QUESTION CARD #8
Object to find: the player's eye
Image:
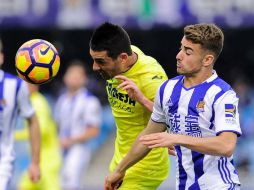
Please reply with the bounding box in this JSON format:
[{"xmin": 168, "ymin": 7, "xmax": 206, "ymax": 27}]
[
  {"xmin": 186, "ymin": 50, "xmax": 191, "ymax": 55},
  {"xmin": 95, "ymin": 59, "xmax": 105, "ymax": 65}
]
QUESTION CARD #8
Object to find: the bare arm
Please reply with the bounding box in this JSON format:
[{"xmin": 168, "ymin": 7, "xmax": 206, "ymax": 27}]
[
  {"xmin": 140, "ymin": 131, "xmax": 237, "ymax": 157},
  {"xmin": 104, "ymin": 119, "xmax": 167, "ymax": 190},
  {"xmin": 115, "ymin": 75, "xmax": 153, "ymax": 112},
  {"xmin": 61, "ymin": 125, "xmax": 100, "ymax": 149},
  {"xmin": 27, "ymin": 113, "xmax": 41, "ymax": 182},
  {"xmin": 72, "ymin": 125, "xmax": 100, "ymax": 143}
]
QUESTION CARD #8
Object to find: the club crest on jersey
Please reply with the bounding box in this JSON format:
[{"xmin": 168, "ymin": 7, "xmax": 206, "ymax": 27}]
[
  {"xmin": 225, "ymin": 104, "xmax": 236, "ymax": 118},
  {"xmin": 196, "ymin": 99, "xmax": 205, "ymax": 113}
]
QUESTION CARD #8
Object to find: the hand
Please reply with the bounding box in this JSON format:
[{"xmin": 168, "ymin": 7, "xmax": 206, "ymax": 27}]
[
  {"xmin": 28, "ymin": 162, "xmax": 40, "ymax": 183},
  {"xmin": 168, "ymin": 146, "xmax": 176, "ymax": 156},
  {"xmin": 60, "ymin": 138, "xmax": 73, "ymax": 149},
  {"xmin": 139, "ymin": 132, "xmax": 176, "ymax": 155},
  {"xmin": 115, "ymin": 75, "xmax": 144, "ymax": 102},
  {"xmin": 104, "ymin": 170, "xmax": 125, "ymax": 190}
]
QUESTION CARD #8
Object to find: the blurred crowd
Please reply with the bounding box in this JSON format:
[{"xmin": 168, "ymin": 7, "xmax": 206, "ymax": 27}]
[{"xmin": 233, "ymin": 76, "xmax": 254, "ymax": 177}]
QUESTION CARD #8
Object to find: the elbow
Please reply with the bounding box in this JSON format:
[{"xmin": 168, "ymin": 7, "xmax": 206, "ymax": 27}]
[
  {"xmin": 221, "ymin": 145, "xmax": 235, "ymax": 157},
  {"xmin": 94, "ymin": 129, "xmax": 100, "ymax": 137},
  {"xmin": 217, "ymin": 132, "xmax": 237, "ymax": 157},
  {"xmin": 222, "ymin": 150, "xmax": 233, "ymax": 157},
  {"xmin": 92, "ymin": 127, "xmax": 100, "ymax": 138}
]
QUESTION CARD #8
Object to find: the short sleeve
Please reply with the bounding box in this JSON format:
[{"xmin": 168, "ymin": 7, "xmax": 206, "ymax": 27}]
[
  {"xmin": 141, "ymin": 72, "xmax": 168, "ymax": 102},
  {"xmin": 151, "ymin": 87, "xmax": 166, "ymax": 124},
  {"xmin": 214, "ymin": 90, "xmax": 242, "ymax": 136},
  {"xmin": 17, "ymin": 81, "xmax": 35, "ymax": 118},
  {"xmin": 84, "ymin": 96, "xmax": 102, "ymax": 127},
  {"xmin": 54, "ymin": 95, "xmax": 64, "ymax": 124}
]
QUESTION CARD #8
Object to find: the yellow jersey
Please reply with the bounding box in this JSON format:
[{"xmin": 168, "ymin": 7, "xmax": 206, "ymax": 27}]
[
  {"xmin": 15, "ymin": 92, "xmax": 61, "ymax": 190},
  {"xmin": 107, "ymin": 46, "xmax": 169, "ymax": 183}
]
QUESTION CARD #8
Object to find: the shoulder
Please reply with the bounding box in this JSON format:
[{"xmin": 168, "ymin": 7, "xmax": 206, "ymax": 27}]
[
  {"xmin": 169, "ymin": 75, "xmax": 183, "ymax": 81},
  {"xmin": 3, "ymin": 71, "xmax": 22, "ymax": 83},
  {"xmin": 56, "ymin": 91, "xmax": 68, "ymax": 104},
  {"xmin": 83, "ymin": 90, "xmax": 101, "ymax": 104},
  {"xmin": 209, "ymin": 77, "xmax": 236, "ymax": 98},
  {"xmin": 31, "ymin": 92, "xmax": 48, "ymax": 105},
  {"xmin": 3, "ymin": 72, "xmax": 27, "ymax": 95},
  {"xmin": 3, "ymin": 71, "xmax": 17, "ymax": 78},
  {"xmin": 131, "ymin": 45, "xmax": 145, "ymax": 55},
  {"xmin": 207, "ymin": 77, "xmax": 238, "ymax": 105},
  {"xmin": 132, "ymin": 45, "xmax": 162, "ymax": 70},
  {"xmin": 162, "ymin": 75, "xmax": 183, "ymax": 89},
  {"xmin": 211, "ymin": 77, "xmax": 232, "ymax": 93},
  {"xmin": 157, "ymin": 75, "xmax": 183, "ymax": 103},
  {"xmin": 3, "ymin": 71, "xmax": 23, "ymax": 86}
]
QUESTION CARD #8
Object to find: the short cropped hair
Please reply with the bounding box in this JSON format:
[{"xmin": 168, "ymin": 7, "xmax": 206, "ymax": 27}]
[
  {"xmin": 68, "ymin": 59, "xmax": 87, "ymax": 74},
  {"xmin": 89, "ymin": 22, "xmax": 132, "ymax": 59},
  {"xmin": 184, "ymin": 23, "xmax": 224, "ymax": 60}
]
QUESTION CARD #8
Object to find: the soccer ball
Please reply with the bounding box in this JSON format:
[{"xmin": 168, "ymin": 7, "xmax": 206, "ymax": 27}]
[{"xmin": 15, "ymin": 39, "xmax": 60, "ymax": 84}]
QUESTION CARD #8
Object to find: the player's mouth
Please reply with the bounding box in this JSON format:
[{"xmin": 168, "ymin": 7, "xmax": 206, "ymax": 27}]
[
  {"xmin": 98, "ymin": 70, "xmax": 110, "ymax": 80},
  {"xmin": 176, "ymin": 62, "xmax": 181, "ymax": 68}
]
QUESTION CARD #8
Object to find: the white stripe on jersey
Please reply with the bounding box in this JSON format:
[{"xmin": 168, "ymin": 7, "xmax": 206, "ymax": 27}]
[
  {"xmin": 0, "ymin": 70, "xmax": 34, "ymax": 178},
  {"xmin": 152, "ymin": 71, "xmax": 241, "ymax": 190},
  {"xmin": 55, "ymin": 87, "xmax": 102, "ymax": 140}
]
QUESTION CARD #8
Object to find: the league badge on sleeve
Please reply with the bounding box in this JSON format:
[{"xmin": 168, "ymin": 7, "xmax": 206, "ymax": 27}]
[
  {"xmin": 225, "ymin": 104, "xmax": 236, "ymax": 118},
  {"xmin": 224, "ymin": 104, "xmax": 237, "ymax": 124}
]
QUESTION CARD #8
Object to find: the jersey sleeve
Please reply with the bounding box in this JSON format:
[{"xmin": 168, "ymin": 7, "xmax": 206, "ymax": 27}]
[
  {"xmin": 141, "ymin": 66, "xmax": 167, "ymax": 102},
  {"xmin": 151, "ymin": 88, "xmax": 166, "ymax": 123},
  {"xmin": 17, "ymin": 81, "xmax": 34, "ymax": 118},
  {"xmin": 84, "ymin": 96, "xmax": 102, "ymax": 127},
  {"xmin": 54, "ymin": 95, "xmax": 63, "ymax": 125},
  {"xmin": 214, "ymin": 90, "xmax": 242, "ymax": 136}
]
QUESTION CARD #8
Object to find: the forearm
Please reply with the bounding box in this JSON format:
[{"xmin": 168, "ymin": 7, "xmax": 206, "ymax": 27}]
[
  {"xmin": 175, "ymin": 132, "xmax": 237, "ymax": 157},
  {"xmin": 71, "ymin": 126, "xmax": 100, "ymax": 144},
  {"xmin": 139, "ymin": 96, "xmax": 154, "ymax": 112},
  {"xmin": 115, "ymin": 133, "xmax": 151, "ymax": 174},
  {"xmin": 116, "ymin": 119, "xmax": 166, "ymax": 173},
  {"xmin": 28, "ymin": 115, "xmax": 40, "ymax": 164}
]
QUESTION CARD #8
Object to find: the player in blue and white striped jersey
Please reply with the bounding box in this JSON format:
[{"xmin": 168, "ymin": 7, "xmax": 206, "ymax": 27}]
[
  {"xmin": 147, "ymin": 71, "xmax": 241, "ymax": 190},
  {"xmin": 0, "ymin": 39, "xmax": 40, "ymax": 190},
  {"xmin": 55, "ymin": 61, "xmax": 102, "ymax": 190},
  {"xmin": 105, "ymin": 24, "xmax": 241, "ymax": 190}
]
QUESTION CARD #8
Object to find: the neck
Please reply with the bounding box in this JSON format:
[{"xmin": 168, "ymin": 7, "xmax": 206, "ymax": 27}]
[
  {"xmin": 123, "ymin": 52, "xmax": 138, "ymax": 72},
  {"xmin": 68, "ymin": 88, "xmax": 80, "ymax": 96},
  {"xmin": 184, "ymin": 70, "xmax": 213, "ymax": 88}
]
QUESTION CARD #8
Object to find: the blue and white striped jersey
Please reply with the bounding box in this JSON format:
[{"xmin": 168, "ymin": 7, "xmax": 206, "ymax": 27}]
[
  {"xmin": 55, "ymin": 87, "xmax": 102, "ymax": 141},
  {"xmin": 151, "ymin": 71, "xmax": 241, "ymax": 190},
  {"xmin": 0, "ymin": 70, "xmax": 34, "ymax": 178}
]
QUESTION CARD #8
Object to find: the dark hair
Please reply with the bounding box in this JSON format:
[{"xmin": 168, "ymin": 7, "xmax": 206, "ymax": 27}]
[
  {"xmin": 184, "ymin": 23, "xmax": 224, "ymax": 61},
  {"xmin": 67, "ymin": 59, "xmax": 87, "ymax": 74},
  {"xmin": 89, "ymin": 22, "xmax": 132, "ymax": 59}
]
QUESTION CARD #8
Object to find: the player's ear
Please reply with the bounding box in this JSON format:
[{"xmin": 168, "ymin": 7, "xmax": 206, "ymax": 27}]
[
  {"xmin": 118, "ymin": 53, "xmax": 128, "ymax": 64},
  {"xmin": 202, "ymin": 54, "xmax": 214, "ymax": 67},
  {"xmin": 0, "ymin": 52, "xmax": 4, "ymax": 66}
]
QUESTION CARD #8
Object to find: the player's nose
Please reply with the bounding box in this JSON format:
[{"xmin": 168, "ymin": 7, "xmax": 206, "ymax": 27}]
[
  {"xmin": 93, "ymin": 62, "xmax": 100, "ymax": 71},
  {"xmin": 176, "ymin": 50, "xmax": 183, "ymax": 61}
]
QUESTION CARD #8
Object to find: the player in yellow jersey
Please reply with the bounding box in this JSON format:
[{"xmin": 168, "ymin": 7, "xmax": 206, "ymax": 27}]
[
  {"xmin": 89, "ymin": 22, "xmax": 170, "ymax": 190},
  {"xmin": 15, "ymin": 83, "xmax": 62, "ymax": 190}
]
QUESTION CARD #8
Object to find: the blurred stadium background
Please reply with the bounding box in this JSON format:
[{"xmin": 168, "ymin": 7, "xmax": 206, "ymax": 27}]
[{"xmin": 1, "ymin": 0, "xmax": 254, "ymax": 189}]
